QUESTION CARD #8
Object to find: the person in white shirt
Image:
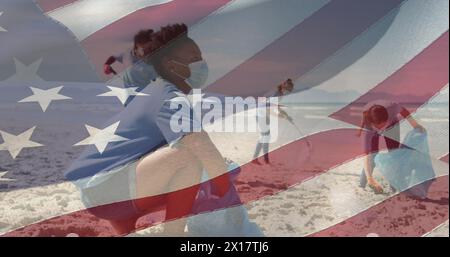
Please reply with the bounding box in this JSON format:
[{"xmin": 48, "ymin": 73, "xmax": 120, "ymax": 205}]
[{"xmin": 252, "ymin": 79, "xmax": 294, "ymax": 165}]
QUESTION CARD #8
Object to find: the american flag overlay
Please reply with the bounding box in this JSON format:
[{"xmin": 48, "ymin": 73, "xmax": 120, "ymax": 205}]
[{"xmin": 0, "ymin": 0, "xmax": 448, "ymax": 237}]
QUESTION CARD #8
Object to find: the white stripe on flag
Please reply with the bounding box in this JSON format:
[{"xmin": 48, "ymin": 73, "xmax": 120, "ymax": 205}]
[
  {"xmin": 258, "ymin": 157, "xmax": 448, "ymax": 237},
  {"xmin": 286, "ymin": 0, "xmax": 448, "ymax": 103},
  {"xmin": 88, "ymin": 0, "xmax": 329, "ymax": 87},
  {"xmin": 47, "ymin": 0, "xmax": 174, "ymax": 41},
  {"xmin": 0, "ymin": 181, "xmax": 83, "ymax": 235},
  {"xmin": 281, "ymin": 0, "xmax": 448, "ymax": 133},
  {"xmin": 129, "ymin": 157, "xmax": 449, "ymax": 236},
  {"xmin": 397, "ymin": 84, "xmax": 449, "ymax": 159},
  {"xmin": 188, "ymin": 0, "xmax": 331, "ymax": 87},
  {"xmin": 424, "ymin": 220, "xmax": 449, "ymax": 237}
]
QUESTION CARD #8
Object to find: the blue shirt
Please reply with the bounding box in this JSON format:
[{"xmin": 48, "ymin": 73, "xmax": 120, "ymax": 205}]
[{"xmin": 65, "ymin": 78, "xmax": 197, "ymax": 185}]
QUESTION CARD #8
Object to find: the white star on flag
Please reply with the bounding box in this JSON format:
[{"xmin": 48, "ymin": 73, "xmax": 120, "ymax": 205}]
[
  {"xmin": 97, "ymin": 86, "xmax": 148, "ymax": 105},
  {"xmin": 0, "ymin": 127, "xmax": 44, "ymax": 159},
  {"xmin": 0, "ymin": 171, "xmax": 15, "ymax": 182},
  {"xmin": 0, "ymin": 11, "xmax": 6, "ymax": 32},
  {"xmin": 5, "ymin": 58, "xmax": 44, "ymax": 82},
  {"xmin": 74, "ymin": 121, "xmax": 129, "ymax": 154},
  {"xmin": 18, "ymin": 86, "xmax": 72, "ymax": 112}
]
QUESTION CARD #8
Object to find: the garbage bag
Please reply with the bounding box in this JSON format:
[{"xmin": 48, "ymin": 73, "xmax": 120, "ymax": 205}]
[{"xmin": 374, "ymin": 128, "xmax": 435, "ymax": 198}]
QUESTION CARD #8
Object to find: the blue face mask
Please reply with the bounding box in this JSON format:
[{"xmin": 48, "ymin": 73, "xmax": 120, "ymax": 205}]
[{"xmin": 171, "ymin": 59, "xmax": 209, "ymax": 89}]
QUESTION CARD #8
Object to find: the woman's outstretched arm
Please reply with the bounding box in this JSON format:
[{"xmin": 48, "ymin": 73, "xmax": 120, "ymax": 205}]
[{"xmin": 400, "ymin": 107, "xmax": 426, "ymax": 132}]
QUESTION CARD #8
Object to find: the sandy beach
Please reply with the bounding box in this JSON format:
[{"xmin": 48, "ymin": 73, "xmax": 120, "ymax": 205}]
[
  {"xmin": 0, "ymin": 127, "xmax": 448, "ymax": 237},
  {"xmin": 0, "ymin": 102, "xmax": 448, "ymax": 237}
]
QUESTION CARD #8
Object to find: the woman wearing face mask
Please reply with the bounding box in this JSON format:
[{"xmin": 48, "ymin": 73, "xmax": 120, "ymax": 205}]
[
  {"xmin": 150, "ymin": 28, "xmax": 209, "ymax": 92},
  {"xmin": 103, "ymin": 29, "xmax": 157, "ymax": 90},
  {"xmin": 358, "ymin": 100, "xmax": 425, "ymax": 194},
  {"xmin": 66, "ymin": 24, "xmax": 230, "ymax": 236}
]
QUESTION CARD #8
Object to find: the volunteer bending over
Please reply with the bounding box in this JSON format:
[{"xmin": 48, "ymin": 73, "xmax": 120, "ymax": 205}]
[{"xmin": 359, "ymin": 100, "xmax": 425, "ymax": 194}]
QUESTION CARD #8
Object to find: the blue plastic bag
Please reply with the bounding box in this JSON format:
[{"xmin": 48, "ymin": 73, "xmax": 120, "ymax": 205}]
[{"xmin": 373, "ymin": 128, "xmax": 435, "ymax": 198}]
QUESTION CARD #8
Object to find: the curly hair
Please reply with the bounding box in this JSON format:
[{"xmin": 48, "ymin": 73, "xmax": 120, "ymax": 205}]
[
  {"xmin": 358, "ymin": 104, "xmax": 389, "ymax": 136},
  {"xmin": 365, "ymin": 105, "xmax": 389, "ymax": 125},
  {"xmin": 146, "ymin": 23, "xmax": 192, "ymax": 71},
  {"xmin": 146, "ymin": 24, "xmax": 189, "ymax": 56},
  {"xmin": 133, "ymin": 29, "xmax": 154, "ymax": 48},
  {"xmin": 152, "ymin": 23, "xmax": 188, "ymax": 46}
]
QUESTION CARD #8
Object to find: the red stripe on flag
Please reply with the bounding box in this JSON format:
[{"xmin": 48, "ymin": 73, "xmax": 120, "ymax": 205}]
[
  {"xmin": 440, "ymin": 154, "xmax": 449, "ymax": 164},
  {"xmin": 205, "ymin": 0, "xmax": 404, "ymax": 97},
  {"xmin": 81, "ymin": 0, "xmax": 231, "ymax": 81},
  {"xmin": 36, "ymin": 0, "xmax": 79, "ymax": 12},
  {"xmin": 330, "ymin": 31, "xmax": 449, "ymax": 127},
  {"xmin": 310, "ymin": 175, "xmax": 449, "ymax": 237},
  {"xmin": 3, "ymin": 128, "xmax": 407, "ymax": 237}
]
